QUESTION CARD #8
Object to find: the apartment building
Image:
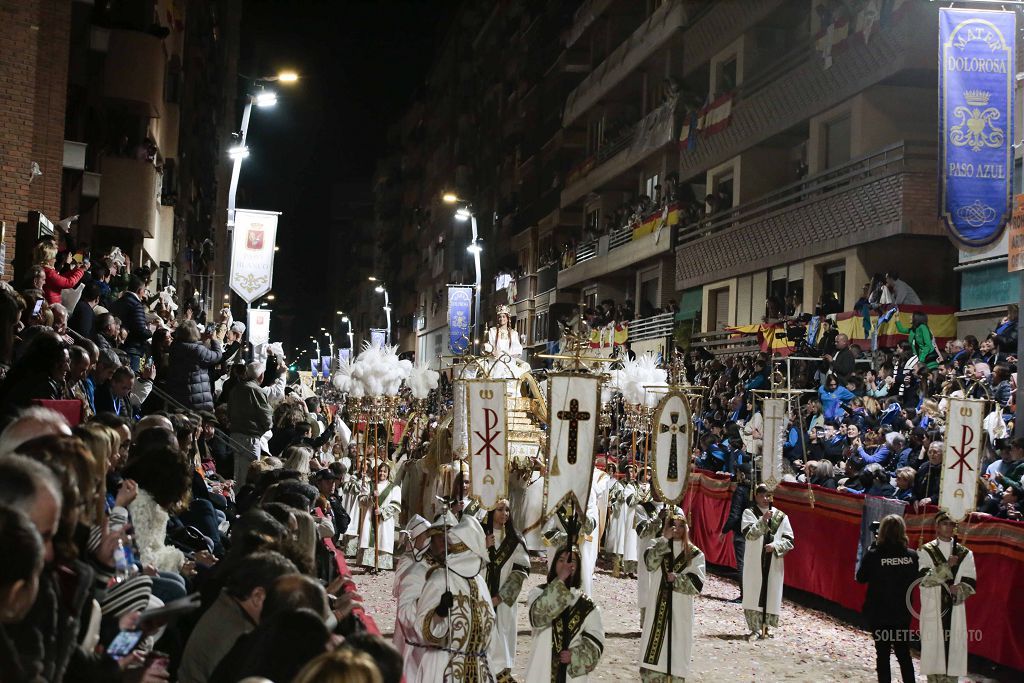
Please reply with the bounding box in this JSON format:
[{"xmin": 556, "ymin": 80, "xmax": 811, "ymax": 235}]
[
  {"xmin": 369, "ymin": 1, "xmax": 585, "ymax": 366},
  {"xmin": 554, "ymin": 0, "xmax": 967, "ymax": 357},
  {"xmin": 2, "ymin": 0, "xmax": 240, "ymax": 310}
]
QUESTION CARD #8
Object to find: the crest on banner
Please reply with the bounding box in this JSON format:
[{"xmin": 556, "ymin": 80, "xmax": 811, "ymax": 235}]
[
  {"xmin": 467, "ymin": 379, "xmax": 508, "ymax": 510},
  {"xmin": 651, "ymin": 391, "xmax": 692, "ymax": 505},
  {"xmin": 940, "ymin": 396, "xmax": 986, "ymax": 522},
  {"xmin": 761, "ymin": 398, "xmax": 787, "ymax": 490},
  {"xmin": 543, "ymin": 373, "xmax": 600, "ymax": 521}
]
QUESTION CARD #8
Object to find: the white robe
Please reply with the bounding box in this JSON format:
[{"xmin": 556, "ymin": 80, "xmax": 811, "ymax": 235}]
[
  {"xmin": 524, "ymin": 582, "xmax": 605, "ymax": 683},
  {"xmin": 414, "ymin": 553, "xmax": 496, "ymax": 682},
  {"xmin": 607, "ymin": 480, "xmax": 638, "ymax": 560},
  {"xmin": 918, "ymin": 539, "xmax": 977, "ymax": 678},
  {"xmin": 639, "ymin": 538, "xmax": 706, "ymax": 680},
  {"xmin": 543, "ymin": 486, "xmax": 600, "ymax": 596},
  {"xmin": 393, "ymin": 552, "xmax": 429, "ymax": 679},
  {"xmin": 486, "ymin": 530, "xmax": 530, "ymax": 676},
  {"xmin": 513, "ymin": 469, "xmax": 546, "ymax": 551},
  {"xmin": 357, "ymin": 479, "xmax": 401, "ymax": 568},
  {"xmin": 741, "ymin": 506, "xmax": 794, "ymax": 631},
  {"xmin": 635, "ymin": 502, "xmax": 664, "ymax": 611},
  {"xmin": 592, "ymin": 469, "xmax": 612, "ymax": 549},
  {"xmin": 338, "ymin": 475, "xmax": 363, "ymax": 554}
]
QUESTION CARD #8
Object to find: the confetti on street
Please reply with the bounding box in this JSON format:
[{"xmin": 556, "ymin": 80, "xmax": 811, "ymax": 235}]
[{"xmin": 356, "ymin": 558, "xmax": 1002, "ymax": 682}]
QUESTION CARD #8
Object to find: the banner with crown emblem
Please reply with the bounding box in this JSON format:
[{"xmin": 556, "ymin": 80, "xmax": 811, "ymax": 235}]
[
  {"xmin": 940, "ymin": 396, "xmax": 986, "ymax": 522},
  {"xmin": 939, "ymin": 8, "xmax": 1015, "ymax": 247},
  {"xmin": 447, "ymin": 285, "xmax": 473, "ymax": 354},
  {"xmin": 466, "ymin": 379, "xmax": 508, "ymax": 510},
  {"xmin": 230, "ymin": 209, "xmax": 280, "ymax": 303},
  {"xmin": 543, "ymin": 373, "xmax": 600, "ymax": 521},
  {"xmin": 651, "ymin": 391, "xmax": 693, "ymax": 505}
]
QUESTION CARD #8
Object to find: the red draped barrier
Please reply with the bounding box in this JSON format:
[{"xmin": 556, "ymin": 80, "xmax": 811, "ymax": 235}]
[
  {"xmin": 684, "ymin": 470, "xmax": 1024, "ymax": 671},
  {"xmin": 315, "ymin": 510, "xmax": 381, "ymax": 636}
]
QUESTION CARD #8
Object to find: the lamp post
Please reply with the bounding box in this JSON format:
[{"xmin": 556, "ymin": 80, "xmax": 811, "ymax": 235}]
[
  {"xmin": 368, "ymin": 277, "xmax": 392, "ymax": 345},
  {"xmin": 338, "ymin": 311, "xmax": 354, "ymax": 355},
  {"xmin": 227, "ymin": 72, "xmax": 298, "ymax": 228},
  {"xmin": 444, "ymin": 194, "xmax": 482, "ymax": 355}
]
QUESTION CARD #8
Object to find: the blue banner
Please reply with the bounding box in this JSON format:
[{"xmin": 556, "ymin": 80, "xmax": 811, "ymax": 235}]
[
  {"xmin": 448, "ymin": 285, "xmax": 473, "ymax": 354},
  {"xmin": 321, "ymin": 356, "xmax": 332, "ymax": 378},
  {"xmin": 369, "ymin": 329, "xmax": 386, "ymax": 349},
  {"xmin": 939, "ymin": 8, "xmax": 1015, "ymax": 247}
]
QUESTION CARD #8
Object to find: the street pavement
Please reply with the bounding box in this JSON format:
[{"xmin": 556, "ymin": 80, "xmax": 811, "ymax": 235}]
[{"xmin": 355, "ymin": 557, "xmax": 1000, "ymax": 681}]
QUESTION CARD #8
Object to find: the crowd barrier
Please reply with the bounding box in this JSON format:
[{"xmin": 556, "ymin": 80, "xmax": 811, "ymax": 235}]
[
  {"xmin": 683, "ymin": 471, "xmax": 1024, "ymax": 671},
  {"xmin": 320, "ymin": 534, "xmax": 381, "ymax": 636}
]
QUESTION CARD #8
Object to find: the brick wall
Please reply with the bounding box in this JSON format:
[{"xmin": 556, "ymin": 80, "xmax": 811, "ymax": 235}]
[{"xmin": 0, "ymin": 0, "xmax": 70, "ymax": 280}]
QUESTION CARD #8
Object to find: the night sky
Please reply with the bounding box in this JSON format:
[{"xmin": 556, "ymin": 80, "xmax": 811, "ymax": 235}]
[{"xmin": 236, "ymin": 0, "xmax": 458, "ymax": 352}]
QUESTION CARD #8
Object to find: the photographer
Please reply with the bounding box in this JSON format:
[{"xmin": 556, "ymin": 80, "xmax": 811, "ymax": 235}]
[{"xmin": 855, "ymin": 514, "xmax": 918, "ymax": 683}]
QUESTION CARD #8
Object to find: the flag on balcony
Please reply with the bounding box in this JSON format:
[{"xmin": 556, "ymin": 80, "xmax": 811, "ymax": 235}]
[
  {"xmin": 698, "ymin": 92, "xmax": 733, "ymax": 136},
  {"xmin": 678, "ymin": 109, "xmax": 699, "ymax": 151},
  {"xmin": 728, "ymin": 305, "xmax": 956, "ymax": 356}
]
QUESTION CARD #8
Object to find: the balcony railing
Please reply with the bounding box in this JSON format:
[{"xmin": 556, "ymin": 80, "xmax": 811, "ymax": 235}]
[
  {"xmin": 97, "ymin": 156, "xmax": 160, "ymax": 236},
  {"xmin": 562, "ymin": 99, "xmax": 680, "ymax": 206},
  {"xmin": 563, "ymin": 0, "xmax": 688, "ymax": 127},
  {"xmin": 628, "ymin": 312, "xmax": 675, "ymax": 343},
  {"xmin": 103, "ymin": 29, "xmax": 166, "ymax": 117},
  {"xmin": 573, "ymin": 240, "xmax": 599, "ymax": 265},
  {"xmin": 677, "ymin": 140, "xmax": 923, "ymax": 245},
  {"xmin": 675, "ymin": 140, "xmax": 937, "ymax": 289}
]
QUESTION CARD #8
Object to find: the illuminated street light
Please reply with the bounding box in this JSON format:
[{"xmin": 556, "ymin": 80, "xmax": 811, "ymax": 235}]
[
  {"xmin": 255, "ymin": 91, "xmax": 278, "ymax": 108},
  {"xmin": 228, "ymin": 145, "xmax": 249, "ymax": 160}
]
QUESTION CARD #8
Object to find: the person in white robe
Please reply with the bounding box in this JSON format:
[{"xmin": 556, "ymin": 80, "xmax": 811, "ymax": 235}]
[
  {"xmin": 484, "ymin": 304, "xmax": 528, "ymax": 382},
  {"xmin": 635, "ymin": 500, "xmax": 665, "ymax": 626},
  {"xmin": 639, "ymin": 508, "xmax": 705, "ymax": 683},
  {"xmin": 592, "ymin": 459, "xmax": 612, "ymax": 550},
  {"xmin": 608, "ymin": 464, "xmax": 639, "ymax": 578},
  {"xmin": 525, "ymin": 545, "xmax": 605, "ymax": 682},
  {"xmin": 484, "ymin": 499, "xmax": 530, "ymax": 682},
  {"xmin": 740, "ymin": 483, "xmax": 794, "ymax": 638},
  {"xmin": 413, "ymin": 514, "xmax": 497, "ymax": 682},
  {"xmin": 543, "ymin": 488, "xmax": 600, "ymax": 596},
  {"xmin": 357, "ymin": 461, "xmax": 402, "ymax": 572},
  {"xmin": 393, "ymin": 514, "xmax": 433, "ymax": 676},
  {"xmin": 338, "ymin": 457, "xmax": 364, "ymax": 557},
  {"xmin": 917, "ymin": 511, "xmax": 977, "ymax": 683}
]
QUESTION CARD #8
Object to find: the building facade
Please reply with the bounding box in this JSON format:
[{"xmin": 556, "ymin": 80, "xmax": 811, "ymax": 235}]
[
  {"xmin": 1, "ymin": 0, "xmax": 240, "ymax": 314},
  {"xmin": 370, "ymin": 0, "xmax": 1022, "ymax": 363}
]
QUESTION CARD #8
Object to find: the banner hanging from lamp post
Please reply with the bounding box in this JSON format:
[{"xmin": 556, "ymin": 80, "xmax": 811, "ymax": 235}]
[
  {"xmin": 247, "ymin": 308, "xmax": 271, "ymax": 346},
  {"xmin": 369, "ymin": 329, "xmax": 386, "ymax": 349},
  {"xmin": 230, "ymin": 209, "xmax": 280, "ymax": 303},
  {"xmin": 938, "ymin": 8, "xmax": 1015, "ymax": 247},
  {"xmin": 448, "ymin": 285, "xmax": 473, "ymax": 354}
]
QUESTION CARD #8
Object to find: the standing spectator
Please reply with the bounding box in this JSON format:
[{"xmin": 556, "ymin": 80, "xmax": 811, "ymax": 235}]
[
  {"xmin": 228, "ymin": 361, "xmax": 273, "ymax": 483},
  {"xmin": 109, "ymin": 275, "xmax": 151, "ymax": 371},
  {"xmin": 895, "ymin": 311, "xmax": 938, "ymax": 371},
  {"xmin": 166, "ymin": 320, "xmax": 232, "ymax": 412},
  {"xmin": 884, "ymin": 271, "xmax": 922, "ymax": 305},
  {"xmin": 991, "ymin": 304, "xmax": 1018, "ymax": 354},
  {"xmin": 68, "ymin": 280, "xmax": 101, "ymax": 340},
  {"xmin": 34, "ymin": 241, "xmax": 85, "ymax": 305},
  {"xmin": 823, "ymin": 334, "xmax": 856, "ymax": 384},
  {"xmin": 855, "ymin": 514, "xmax": 918, "ymax": 683},
  {"xmin": 720, "ymin": 464, "xmax": 750, "ymax": 603}
]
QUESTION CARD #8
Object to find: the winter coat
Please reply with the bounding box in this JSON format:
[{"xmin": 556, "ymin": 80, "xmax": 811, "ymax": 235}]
[
  {"xmin": 68, "ymin": 298, "xmax": 96, "ymax": 338},
  {"xmin": 227, "ymin": 379, "xmax": 272, "ymax": 437},
  {"xmin": 722, "ymin": 481, "xmax": 750, "ymax": 534},
  {"xmin": 856, "ymin": 542, "xmax": 918, "ymax": 626},
  {"xmin": 109, "ymin": 292, "xmax": 151, "ymax": 356},
  {"xmin": 166, "ymin": 339, "xmax": 228, "ymax": 412},
  {"xmin": 42, "ymin": 265, "xmax": 85, "ymax": 305}
]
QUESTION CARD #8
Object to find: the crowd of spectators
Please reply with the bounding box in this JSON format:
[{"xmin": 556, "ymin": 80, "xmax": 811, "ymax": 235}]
[
  {"xmin": 667, "ymin": 303, "xmax": 1022, "ymax": 521},
  {"xmin": 0, "ymin": 231, "xmax": 403, "ymax": 682}
]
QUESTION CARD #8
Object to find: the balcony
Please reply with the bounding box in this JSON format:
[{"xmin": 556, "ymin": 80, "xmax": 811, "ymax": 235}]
[
  {"xmin": 677, "ymin": 0, "xmax": 931, "ymax": 183},
  {"xmin": 563, "ymin": 0, "xmax": 688, "ymax": 127},
  {"xmin": 628, "ymin": 312, "xmax": 675, "ymax": 343},
  {"xmin": 97, "ymin": 157, "xmax": 160, "ymax": 236},
  {"xmin": 104, "ymin": 29, "xmax": 166, "ymax": 117},
  {"xmin": 674, "ymin": 140, "xmax": 941, "ymax": 290},
  {"xmin": 562, "ymin": 99, "xmax": 680, "ymax": 206},
  {"xmin": 559, "ymin": 212, "xmax": 678, "ymax": 289}
]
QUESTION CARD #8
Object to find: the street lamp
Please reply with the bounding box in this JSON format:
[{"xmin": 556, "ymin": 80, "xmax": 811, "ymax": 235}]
[
  {"xmin": 227, "ymin": 71, "xmax": 299, "ymax": 229},
  {"xmin": 368, "ymin": 277, "xmax": 392, "ymax": 345},
  {"xmin": 443, "ymin": 193, "xmax": 482, "ymax": 354},
  {"xmin": 339, "ymin": 313, "xmax": 354, "ymax": 352}
]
